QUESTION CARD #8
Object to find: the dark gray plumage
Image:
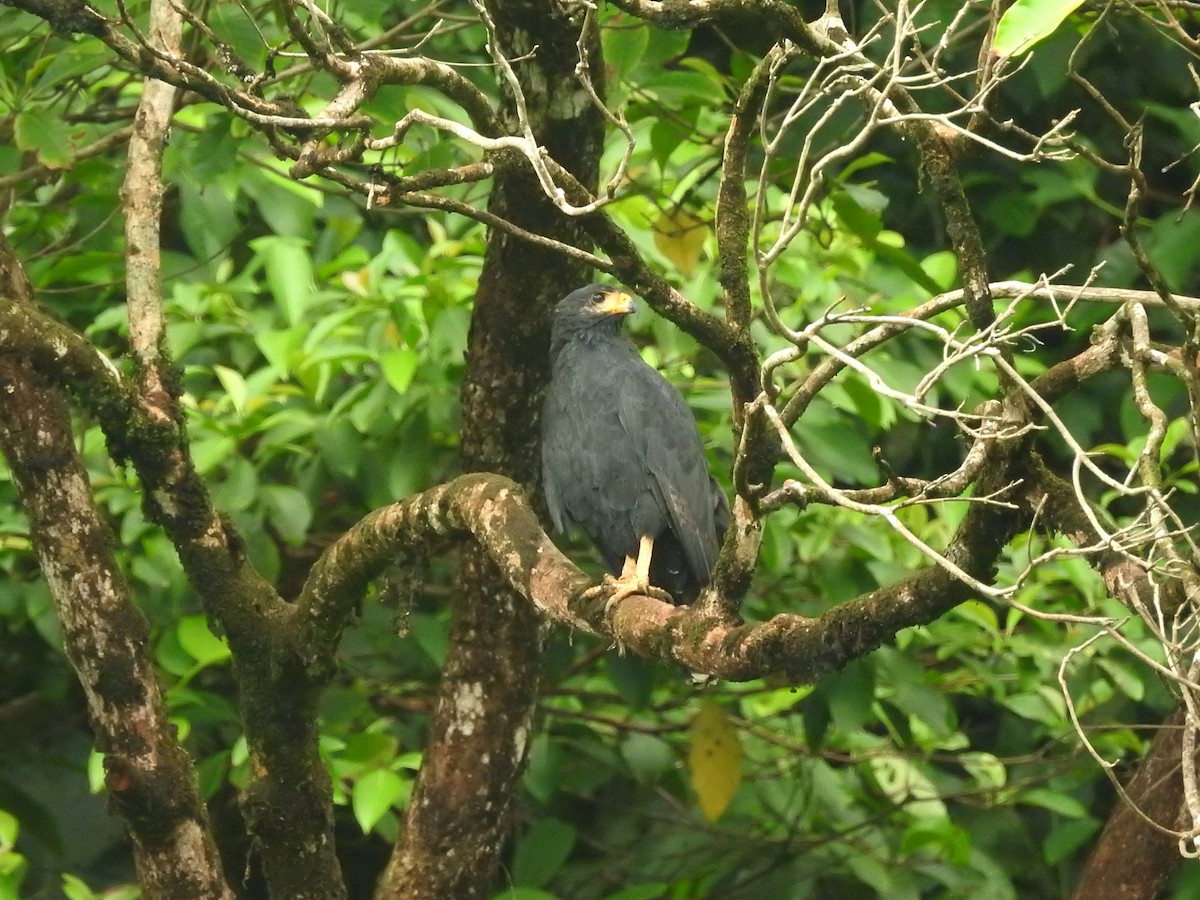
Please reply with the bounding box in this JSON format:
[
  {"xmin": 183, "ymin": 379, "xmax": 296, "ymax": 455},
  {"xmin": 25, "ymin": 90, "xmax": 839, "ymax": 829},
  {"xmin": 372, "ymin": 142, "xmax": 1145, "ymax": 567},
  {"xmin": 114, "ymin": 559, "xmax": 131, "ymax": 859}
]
[{"xmin": 540, "ymin": 284, "xmax": 728, "ymax": 603}]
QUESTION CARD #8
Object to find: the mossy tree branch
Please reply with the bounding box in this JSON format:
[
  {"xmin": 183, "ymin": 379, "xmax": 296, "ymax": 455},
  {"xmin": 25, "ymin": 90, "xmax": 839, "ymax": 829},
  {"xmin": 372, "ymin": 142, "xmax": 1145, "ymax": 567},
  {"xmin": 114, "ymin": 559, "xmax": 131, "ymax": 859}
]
[
  {"xmin": 291, "ymin": 464, "xmax": 1023, "ymax": 682},
  {"xmin": 0, "ymin": 238, "xmax": 344, "ymax": 898},
  {"xmin": 0, "ymin": 247, "xmax": 233, "ymax": 899}
]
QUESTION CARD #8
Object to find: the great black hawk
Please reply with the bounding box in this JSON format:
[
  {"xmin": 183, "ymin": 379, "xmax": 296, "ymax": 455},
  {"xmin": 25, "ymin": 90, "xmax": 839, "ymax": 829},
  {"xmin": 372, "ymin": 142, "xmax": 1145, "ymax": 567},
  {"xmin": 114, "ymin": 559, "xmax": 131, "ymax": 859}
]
[{"xmin": 540, "ymin": 284, "xmax": 729, "ymax": 604}]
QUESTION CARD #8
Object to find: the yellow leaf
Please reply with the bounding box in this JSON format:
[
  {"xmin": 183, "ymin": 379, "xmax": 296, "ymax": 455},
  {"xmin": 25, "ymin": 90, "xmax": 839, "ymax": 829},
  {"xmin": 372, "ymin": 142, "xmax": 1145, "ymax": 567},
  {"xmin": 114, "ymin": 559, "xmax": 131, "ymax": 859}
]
[
  {"xmin": 653, "ymin": 208, "xmax": 707, "ymax": 276},
  {"xmin": 341, "ymin": 268, "xmax": 371, "ymax": 297},
  {"xmin": 688, "ymin": 702, "xmax": 743, "ymax": 822}
]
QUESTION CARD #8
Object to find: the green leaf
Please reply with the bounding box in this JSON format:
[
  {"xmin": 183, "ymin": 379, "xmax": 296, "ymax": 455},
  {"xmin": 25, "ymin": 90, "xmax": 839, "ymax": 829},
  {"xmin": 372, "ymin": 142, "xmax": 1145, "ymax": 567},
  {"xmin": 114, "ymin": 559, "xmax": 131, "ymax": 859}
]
[
  {"xmin": 1144, "ymin": 207, "xmax": 1200, "ymax": 290},
  {"xmin": 845, "ymin": 850, "xmax": 898, "ymax": 895},
  {"xmin": 256, "ymin": 327, "xmax": 306, "ymax": 377},
  {"xmin": 650, "ymin": 118, "xmax": 693, "ymax": 171},
  {"xmin": 993, "ymin": 0, "xmax": 1085, "ymax": 58},
  {"xmin": 242, "ymin": 166, "xmax": 322, "ymax": 237},
  {"xmin": 176, "ymin": 615, "xmax": 231, "ymax": 667},
  {"xmin": 60, "ymin": 873, "xmax": 97, "ymax": 900},
  {"xmin": 14, "ymin": 109, "xmax": 73, "ymax": 169},
  {"xmin": 338, "ymin": 732, "xmax": 399, "ymax": 769},
  {"xmin": 0, "ymin": 810, "xmax": 17, "ymax": 847},
  {"xmin": 868, "ymin": 756, "xmax": 946, "ymax": 820},
  {"xmin": 1044, "ymin": 817, "xmax": 1100, "ymax": 864},
  {"xmin": 157, "ymin": 625, "xmax": 198, "ymax": 677},
  {"xmin": 213, "ymin": 365, "xmax": 249, "ymax": 415},
  {"xmin": 261, "ymin": 484, "xmax": 312, "ymax": 544},
  {"xmin": 408, "ymin": 612, "xmax": 449, "ymax": 668},
  {"xmin": 352, "ymin": 768, "xmax": 409, "ymax": 833},
  {"xmin": 602, "ymin": 19, "xmax": 649, "ymax": 83},
  {"xmin": 130, "ymin": 549, "xmax": 176, "ymax": 589},
  {"xmin": 212, "ymin": 455, "xmax": 259, "ymax": 512},
  {"xmin": 605, "ymin": 653, "xmax": 657, "ymax": 709},
  {"xmin": 523, "ymin": 735, "xmax": 563, "ymax": 804},
  {"xmin": 1096, "ymin": 658, "xmax": 1145, "ymax": 702},
  {"xmin": 172, "ymin": 116, "xmax": 239, "ymax": 184},
  {"xmin": 825, "ymin": 658, "xmax": 876, "ymax": 733},
  {"xmin": 35, "ymin": 43, "xmax": 111, "ymax": 88},
  {"xmin": 830, "ymin": 188, "xmax": 882, "ymax": 239},
  {"xmin": 191, "ymin": 435, "xmax": 238, "ymax": 475},
  {"xmin": 179, "ymin": 183, "xmax": 239, "ymax": 267},
  {"xmin": 380, "ymin": 347, "xmax": 420, "ymax": 395},
  {"xmin": 196, "ymin": 751, "xmax": 231, "ymax": 799},
  {"xmin": 960, "ymin": 752, "xmax": 1007, "ymax": 790},
  {"xmin": 900, "ymin": 819, "xmax": 970, "ymax": 865},
  {"xmin": 87, "ymin": 750, "xmax": 106, "ymax": 794},
  {"xmin": 741, "ymin": 685, "xmax": 811, "ymax": 718},
  {"xmin": 231, "ymin": 736, "xmax": 249, "ymax": 768},
  {"xmin": 640, "ymin": 25, "xmax": 690, "ymax": 68},
  {"xmin": 250, "ymin": 235, "xmax": 314, "ymax": 324},
  {"xmin": 1003, "ymin": 688, "xmax": 1066, "ymax": 727},
  {"xmin": 300, "ymin": 303, "xmax": 364, "ymax": 356},
  {"xmin": 796, "ymin": 419, "xmax": 878, "ymax": 484},
  {"xmin": 315, "ymin": 417, "xmax": 365, "ymax": 478},
  {"xmin": 512, "ymin": 818, "xmax": 577, "ymax": 888},
  {"xmin": 0, "ymin": 853, "xmax": 28, "ymax": 895},
  {"xmin": 920, "ymin": 250, "xmax": 958, "ymax": 290},
  {"xmin": 1020, "ymin": 787, "xmax": 1087, "ymax": 818},
  {"xmin": 620, "ymin": 733, "xmax": 675, "ymax": 783},
  {"xmin": 952, "ymin": 600, "xmax": 999, "ymax": 635},
  {"xmin": 840, "ymin": 374, "xmax": 887, "ymax": 432},
  {"xmin": 602, "ymin": 887, "xmax": 671, "ymax": 900}
]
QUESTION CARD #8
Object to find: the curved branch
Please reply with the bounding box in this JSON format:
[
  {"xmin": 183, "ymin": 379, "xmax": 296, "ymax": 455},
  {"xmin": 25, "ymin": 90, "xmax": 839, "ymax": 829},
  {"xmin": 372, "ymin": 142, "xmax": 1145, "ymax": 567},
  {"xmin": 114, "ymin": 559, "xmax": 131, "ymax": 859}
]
[
  {"xmin": 295, "ymin": 464, "xmax": 1024, "ymax": 681},
  {"xmin": 296, "ymin": 474, "xmax": 595, "ymax": 659}
]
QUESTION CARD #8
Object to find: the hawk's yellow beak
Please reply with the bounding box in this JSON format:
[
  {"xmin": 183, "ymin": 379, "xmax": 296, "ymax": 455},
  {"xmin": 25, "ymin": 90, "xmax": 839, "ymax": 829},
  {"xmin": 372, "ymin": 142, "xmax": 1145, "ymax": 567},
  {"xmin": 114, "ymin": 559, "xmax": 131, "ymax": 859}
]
[{"xmin": 596, "ymin": 290, "xmax": 635, "ymax": 316}]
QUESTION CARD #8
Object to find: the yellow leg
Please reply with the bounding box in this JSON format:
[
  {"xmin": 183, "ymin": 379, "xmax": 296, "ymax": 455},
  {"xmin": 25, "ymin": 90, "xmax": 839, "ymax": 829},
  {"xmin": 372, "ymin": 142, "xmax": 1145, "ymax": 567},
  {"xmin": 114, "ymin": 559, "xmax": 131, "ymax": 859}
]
[
  {"xmin": 635, "ymin": 534, "xmax": 653, "ymax": 586},
  {"xmin": 619, "ymin": 534, "xmax": 655, "ymax": 588},
  {"xmin": 597, "ymin": 534, "xmax": 671, "ymax": 615}
]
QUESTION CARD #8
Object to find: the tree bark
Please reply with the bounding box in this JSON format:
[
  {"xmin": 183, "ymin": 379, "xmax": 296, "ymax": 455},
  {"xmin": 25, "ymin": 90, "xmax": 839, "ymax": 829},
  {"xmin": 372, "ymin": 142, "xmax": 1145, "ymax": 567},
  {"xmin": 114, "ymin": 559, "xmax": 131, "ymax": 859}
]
[
  {"xmin": 1070, "ymin": 706, "xmax": 1189, "ymax": 900},
  {"xmin": 0, "ymin": 237, "xmax": 232, "ymax": 898},
  {"xmin": 375, "ymin": 2, "xmax": 606, "ymax": 896}
]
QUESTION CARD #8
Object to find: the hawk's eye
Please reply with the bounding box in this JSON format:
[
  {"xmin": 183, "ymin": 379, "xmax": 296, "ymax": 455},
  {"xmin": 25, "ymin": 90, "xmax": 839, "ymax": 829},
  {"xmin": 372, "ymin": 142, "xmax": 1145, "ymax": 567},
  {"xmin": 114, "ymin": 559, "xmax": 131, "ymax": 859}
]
[{"xmin": 590, "ymin": 292, "xmax": 606, "ymax": 305}]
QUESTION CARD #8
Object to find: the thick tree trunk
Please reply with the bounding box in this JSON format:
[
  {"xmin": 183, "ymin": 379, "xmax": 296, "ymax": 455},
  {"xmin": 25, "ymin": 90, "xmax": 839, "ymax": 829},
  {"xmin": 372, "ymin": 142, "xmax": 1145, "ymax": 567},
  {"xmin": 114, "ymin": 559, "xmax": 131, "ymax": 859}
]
[
  {"xmin": 375, "ymin": 3, "xmax": 605, "ymax": 897},
  {"xmin": 1070, "ymin": 706, "xmax": 1189, "ymax": 900}
]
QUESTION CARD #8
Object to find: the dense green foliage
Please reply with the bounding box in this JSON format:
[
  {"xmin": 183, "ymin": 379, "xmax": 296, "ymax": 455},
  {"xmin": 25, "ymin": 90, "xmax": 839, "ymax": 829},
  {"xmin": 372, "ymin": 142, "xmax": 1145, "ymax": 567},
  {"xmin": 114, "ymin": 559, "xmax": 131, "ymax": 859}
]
[{"xmin": 1, "ymin": 0, "xmax": 1199, "ymax": 897}]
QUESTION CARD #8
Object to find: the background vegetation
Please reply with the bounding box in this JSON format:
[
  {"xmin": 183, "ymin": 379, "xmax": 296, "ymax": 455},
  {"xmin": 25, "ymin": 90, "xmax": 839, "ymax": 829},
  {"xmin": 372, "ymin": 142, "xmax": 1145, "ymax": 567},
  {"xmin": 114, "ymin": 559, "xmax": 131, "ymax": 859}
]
[{"xmin": 1, "ymin": 0, "xmax": 1199, "ymax": 897}]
